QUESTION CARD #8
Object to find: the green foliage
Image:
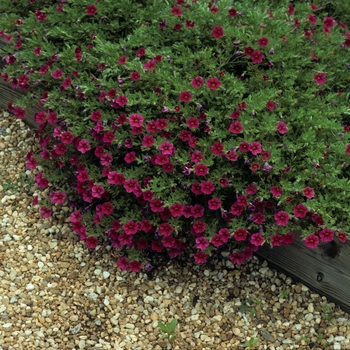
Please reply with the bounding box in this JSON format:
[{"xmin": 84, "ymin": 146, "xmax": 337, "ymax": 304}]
[
  {"xmin": 1, "ymin": 0, "xmax": 350, "ymax": 270},
  {"xmin": 158, "ymin": 318, "xmax": 178, "ymax": 342},
  {"xmin": 244, "ymin": 337, "xmax": 259, "ymax": 349}
]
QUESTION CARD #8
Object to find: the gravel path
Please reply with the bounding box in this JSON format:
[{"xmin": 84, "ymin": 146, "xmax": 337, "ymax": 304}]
[{"xmin": 1, "ymin": 111, "xmax": 350, "ymax": 350}]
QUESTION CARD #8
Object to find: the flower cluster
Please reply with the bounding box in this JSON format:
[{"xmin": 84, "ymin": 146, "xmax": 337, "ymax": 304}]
[{"xmin": 1, "ymin": 0, "xmax": 350, "ymax": 272}]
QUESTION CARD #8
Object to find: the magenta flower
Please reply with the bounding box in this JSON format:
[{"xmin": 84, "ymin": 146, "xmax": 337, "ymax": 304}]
[
  {"xmin": 142, "ymin": 135, "xmax": 155, "ymax": 147},
  {"xmin": 194, "ymin": 163, "xmax": 209, "ymax": 176},
  {"xmin": 346, "ymin": 144, "xmax": 350, "ymax": 155},
  {"xmin": 265, "ymin": 100, "xmax": 276, "ymax": 111},
  {"xmin": 86, "ymin": 4, "xmax": 98, "ymax": 15},
  {"xmin": 118, "ymin": 55, "xmax": 127, "ymax": 64},
  {"xmin": 193, "ymin": 252, "xmax": 208, "ymax": 264},
  {"xmin": 179, "ymin": 91, "xmax": 192, "ymax": 102},
  {"xmin": 319, "ymin": 228, "xmax": 334, "ymax": 242},
  {"xmin": 270, "ymin": 234, "xmax": 284, "ymax": 247},
  {"xmin": 200, "ymin": 181, "xmax": 215, "ymax": 195},
  {"xmin": 323, "ymin": 17, "xmax": 335, "ymax": 29},
  {"xmin": 313, "ymin": 72, "xmax": 327, "ymax": 85},
  {"xmin": 251, "ymin": 50, "xmax": 264, "ymax": 64},
  {"xmin": 276, "ymin": 121, "xmax": 288, "ymax": 134},
  {"xmin": 33, "ymin": 46, "xmax": 42, "ymax": 55},
  {"xmin": 231, "ymin": 203, "xmax": 244, "ymax": 217},
  {"xmin": 283, "ymin": 233, "xmax": 295, "ymax": 245},
  {"xmin": 208, "ymin": 197, "xmax": 222, "ymax": 210},
  {"xmin": 252, "ymin": 212, "xmax": 265, "ymax": 224},
  {"xmin": 35, "ymin": 10, "xmax": 47, "ymax": 21},
  {"xmin": 251, "ymin": 162, "xmax": 260, "ymax": 173},
  {"xmin": 250, "ymin": 233, "xmax": 265, "ymax": 246},
  {"xmin": 116, "ymin": 95, "xmax": 128, "ymax": 106},
  {"xmin": 274, "ymin": 211, "xmax": 290, "ymax": 226},
  {"xmin": 211, "ymin": 234, "xmax": 224, "ymax": 247},
  {"xmin": 245, "ymin": 183, "xmax": 258, "ymax": 195},
  {"xmin": 191, "ymin": 76, "xmax": 204, "ymax": 88},
  {"xmin": 257, "ymin": 37, "xmax": 269, "ymax": 47},
  {"xmin": 136, "ymin": 47, "xmax": 146, "ymax": 57},
  {"xmin": 228, "ymin": 121, "xmax": 244, "ymax": 134},
  {"xmin": 159, "ymin": 141, "xmax": 175, "ymax": 155},
  {"xmin": 52, "ymin": 69, "xmax": 63, "ymax": 79},
  {"xmin": 305, "ymin": 234, "xmax": 319, "ymax": 248},
  {"xmin": 191, "ymin": 204, "xmax": 205, "ymax": 218},
  {"xmin": 86, "ymin": 236, "xmax": 98, "ymax": 249},
  {"xmin": 91, "ymin": 184, "xmax": 105, "ymax": 198},
  {"xmin": 302, "ymin": 187, "xmax": 315, "ymax": 199},
  {"xmin": 124, "ymin": 151, "xmax": 137, "ymax": 164},
  {"xmin": 144, "ymin": 59, "xmax": 156, "ymax": 71},
  {"xmin": 77, "ymin": 139, "xmax": 91, "ymax": 154},
  {"xmin": 170, "ymin": 6, "xmax": 182, "ymax": 16},
  {"xmin": 51, "ymin": 191, "xmax": 66, "ymax": 204},
  {"xmin": 159, "ymin": 223, "xmax": 174, "ymax": 236},
  {"xmin": 270, "ymin": 186, "xmax": 283, "ymax": 197},
  {"xmin": 186, "ymin": 116, "xmax": 199, "ymax": 129},
  {"xmin": 338, "ymin": 232, "xmax": 347, "ymax": 243},
  {"xmin": 192, "ymin": 221, "xmax": 206, "ymax": 235},
  {"xmin": 249, "ymin": 141, "xmax": 262, "ymax": 155},
  {"xmin": 117, "ymin": 257, "xmax": 130, "ymax": 270},
  {"xmin": 228, "ymin": 7, "xmax": 237, "ymax": 17},
  {"xmin": 130, "ymin": 71, "xmax": 140, "ymax": 81},
  {"xmin": 62, "ymin": 77, "xmax": 72, "ymax": 89},
  {"xmin": 230, "ymin": 252, "xmax": 244, "ymax": 265},
  {"xmin": 196, "ymin": 237, "xmax": 209, "ymax": 251},
  {"xmin": 212, "ymin": 26, "xmax": 224, "ymax": 39},
  {"xmin": 234, "ymin": 228, "xmax": 248, "ymax": 241},
  {"xmin": 169, "ymin": 202, "xmax": 184, "ymax": 217},
  {"xmin": 155, "ymin": 118, "xmax": 168, "ymax": 130},
  {"xmin": 40, "ymin": 206, "xmax": 52, "ymax": 218},
  {"xmin": 211, "ymin": 142, "xmax": 224, "ymax": 155},
  {"xmin": 129, "ymin": 114, "xmax": 144, "ymax": 127},
  {"xmin": 307, "ymin": 14, "xmax": 317, "ymax": 24},
  {"xmin": 206, "ymin": 77, "xmax": 221, "ymax": 90},
  {"xmin": 129, "ymin": 261, "xmax": 142, "ymax": 272},
  {"xmin": 294, "ymin": 204, "xmax": 308, "ymax": 218}
]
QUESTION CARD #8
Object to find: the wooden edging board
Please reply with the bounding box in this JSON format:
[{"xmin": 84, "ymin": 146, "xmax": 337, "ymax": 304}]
[{"xmin": 255, "ymin": 234, "xmax": 350, "ymax": 314}]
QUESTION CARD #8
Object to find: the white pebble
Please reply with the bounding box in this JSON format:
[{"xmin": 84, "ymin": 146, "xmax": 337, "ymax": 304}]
[
  {"xmin": 2, "ymin": 323, "xmax": 12, "ymax": 328},
  {"xmin": 175, "ymin": 286, "xmax": 183, "ymax": 294},
  {"xmin": 103, "ymin": 271, "xmax": 110, "ymax": 279},
  {"xmin": 94, "ymin": 269, "xmax": 101, "ymax": 276},
  {"xmin": 104, "ymin": 298, "xmax": 110, "ymax": 306},
  {"xmin": 26, "ymin": 283, "xmax": 35, "ymax": 291},
  {"xmin": 204, "ymin": 270, "xmax": 210, "ymax": 277},
  {"xmin": 27, "ymin": 244, "xmax": 33, "ymax": 251},
  {"xmin": 37, "ymin": 262, "xmax": 44, "ymax": 268},
  {"xmin": 305, "ymin": 313, "xmax": 314, "ymax": 322},
  {"xmin": 334, "ymin": 343, "xmax": 341, "ymax": 350},
  {"xmin": 335, "ymin": 336, "xmax": 345, "ymax": 341}
]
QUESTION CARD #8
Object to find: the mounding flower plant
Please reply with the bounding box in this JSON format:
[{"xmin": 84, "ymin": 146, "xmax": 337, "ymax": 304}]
[{"xmin": 1, "ymin": 0, "xmax": 350, "ymax": 272}]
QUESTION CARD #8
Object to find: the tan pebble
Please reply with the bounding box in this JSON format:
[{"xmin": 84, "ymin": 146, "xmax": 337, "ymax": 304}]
[
  {"xmin": 307, "ymin": 304, "xmax": 314, "ymax": 313},
  {"xmin": 233, "ymin": 328, "xmax": 241, "ymax": 336},
  {"xmin": 150, "ymin": 312, "xmax": 158, "ymax": 321}
]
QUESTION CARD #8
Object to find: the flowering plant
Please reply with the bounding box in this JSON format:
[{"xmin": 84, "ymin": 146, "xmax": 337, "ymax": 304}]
[{"xmin": 1, "ymin": 0, "xmax": 350, "ymax": 272}]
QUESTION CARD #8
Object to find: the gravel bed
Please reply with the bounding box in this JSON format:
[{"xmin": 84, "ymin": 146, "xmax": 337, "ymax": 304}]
[{"xmin": 1, "ymin": 110, "xmax": 350, "ymax": 350}]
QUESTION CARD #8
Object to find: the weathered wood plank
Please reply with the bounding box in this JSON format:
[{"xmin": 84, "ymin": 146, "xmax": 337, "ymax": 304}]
[{"xmin": 255, "ymin": 234, "xmax": 350, "ymax": 314}]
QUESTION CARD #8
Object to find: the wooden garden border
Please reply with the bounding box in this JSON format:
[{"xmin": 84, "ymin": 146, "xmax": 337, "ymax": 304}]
[{"xmin": 1, "ymin": 39, "xmax": 350, "ymax": 315}]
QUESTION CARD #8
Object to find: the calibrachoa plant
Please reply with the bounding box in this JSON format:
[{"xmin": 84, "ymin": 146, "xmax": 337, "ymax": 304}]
[{"xmin": 1, "ymin": 0, "xmax": 350, "ymax": 272}]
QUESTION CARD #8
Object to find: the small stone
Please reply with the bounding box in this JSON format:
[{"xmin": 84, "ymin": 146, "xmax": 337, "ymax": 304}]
[
  {"xmin": 125, "ymin": 323, "xmax": 135, "ymax": 330},
  {"xmin": 261, "ymin": 329, "xmax": 275, "ymax": 343},
  {"xmin": 103, "ymin": 271, "xmax": 110, "ymax": 279},
  {"xmin": 334, "ymin": 343, "xmax": 341, "ymax": 350},
  {"xmin": 305, "ymin": 313, "xmax": 313, "ymax": 322},
  {"xmin": 26, "ymin": 283, "xmax": 35, "ymax": 291},
  {"xmin": 175, "ymin": 286, "xmax": 183, "ymax": 294},
  {"xmin": 233, "ymin": 328, "xmax": 241, "ymax": 336},
  {"xmin": 307, "ymin": 304, "xmax": 314, "ymax": 313},
  {"xmin": 37, "ymin": 262, "xmax": 44, "ymax": 268},
  {"xmin": 204, "ymin": 270, "xmax": 210, "ymax": 277},
  {"xmin": 150, "ymin": 312, "xmax": 158, "ymax": 321},
  {"xmin": 94, "ymin": 269, "xmax": 101, "ymax": 276},
  {"xmin": 2, "ymin": 323, "xmax": 12, "ymax": 328},
  {"xmin": 70, "ymin": 323, "xmax": 81, "ymax": 334}
]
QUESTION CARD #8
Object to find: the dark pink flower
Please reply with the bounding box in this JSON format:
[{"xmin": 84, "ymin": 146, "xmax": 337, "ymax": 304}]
[
  {"xmin": 230, "ymin": 252, "xmax": 244, "ymax": 265},
  {"xmin": 159, "ymin": 222, "xmax": 174, "ymax": 236},
  {"xmin": 193, "ymin": 252, "xmax": 208, "ymax": 264},
  {"xmin": 270, "ymin": 186, "xmax": 283, "ymax": 197},
  {"xmin": 211, "ymin": 234, "xmax": 224, "ymax": 247},
  {"xmin": 212, "ymin": 26, "xmax": 224, "ymax": 39},
  {"xmin": 323, "ymin": 17, "xmax": 335, "ymax": 29},
  {"xmin": 314, "ymin": 72, "xmax": 326, "ymax": 85},
  {"xmin": 319, "ymin": 228, "xmax": 334, "ymax": 242},
  {"xmin": 276, "ymin": 121, "xmax": 288, "ymax": 134},
  {"xmin": 91, "ymin": 184, "xmax": 105, "ymax": 198},
  {"xmin": 249, "ymin": 141, "xmax": 262, "ymax": 155},
  {"xmin": 136, "ymin": 47, "xmax": 146, "ymax": 57},
  {"xmin": 228, "ymin": 121, "xmax": 244, "ymax": 134},
  {"xmin": 77, "ymin": 139, "xmax": 91, "ymax": 154},
  {"xmin": 307, "ymin": 14, "xmax": 317, "ymax": 24},
  {"xmin": 258, "ymin": 37, "xmax": 269, "ymax": 47},
  {"xmin": 338, "ymin": 232, "xmax": 347, "ymax": 243},
  {"xmin": 346, "ymin": 144, "xmax": 350, "ymax": 155},
  {"xmin": 283, "ymin": 233, "xmax": 295, "ymax": 245},
  {"xmin": 265, "ymin": 100, "xmax": 276, "ymax": 111},
  {"xmin": 185, "ymin": 20, "xmax": 195, "ymax": 28},
  {"xmin": 186, "ymin": 116, "xmax": 199, "ymax": 129},
  {"xmin": 228, "ymin": 7, "xmax": 237, "ymax": 17},
  {"xmin": 40, "ymin": 206, "xmax": 52, "ymax": 218},
  {"xmin": 294, "ymin": 204, "xmax": 308, "ymax": 218},
  {"xmin": 191, "ymin": 204, "xmax": 204, "ymax": 218},
  {"xmin": 206, "ymin": 77, "xmax": 221, "ymax": 90},
  {"xmin": 194, "ymin": 163, "xmax": 209, "ymax": 176},
  {"xmin": 270, "ymin": 234, "xmax": 283, "ymax": 247},
  {"xmin": 129, "ymin": 113, "xmax": 144, "ymax": 127},
  {"xmin": 208, "ymin": 197, "xmax": 222, "ymax": 210},
  {"xmin": 305, "ymin": 234, "xmax": 319, "ymax": 248},
  {"xmin": 196, "ymin": 237, "xmax": 209, "ymax": 251},
  {"xmin": 310, "ymin": 3, "xmax": 319, "ymax": 10},
  {"xmin": 179, "ymin": 91, "xmax": 192, "ymax": 102},
  {"xmin": 252, "ymin": 212, "xmax": 265, "ymax": 224},
  {"xmin": 124, "ymin": 151, "xmax": 137, "ymax": 164},
  {"xmin": 144, "ymin": 59, "xmax": 156, "ymax": 70},
  {"xmin": 211, "ymin": 141, "xmax": 224, "ymax": 155},
  {"xmin": 86, "ymin": 236, "xmax": 98, "ymax": 248},
  {"xmin": 86, "ymin": 4, "xmax": 98, "ymax": 15},
  {"xmin": 231, "ymin": 203, "xmax": 244, "ymax": 216},
  {"xmin": 170, "ymin": 6, "xmax": 182, "ymax": 16},
  {"xmin": 200, "ymin": 181, "xmax": 215, "ymax": 195},
  {"xmin": 274, "ymin": 211, "xmax": 290, "ymax": 226},
  {"xmin": 118, "ymin": 55, "xmax": 127, "ymax": 64},
  {"xmin": 117, "ymin": 257, "xmax": 130, "ymax": 270},
  {"xmin": 191, "ymin": 76, "xmax": 204, "ymax": 88},
  {"xmin": 192, "ymin": 221, "xmax": 206, "ymax": 235},
  {"xmin": 246, "ymin": 183, "xmax": 258, "ymax": 195},
  {"xmin": 251, "ymin": 50, "xmax": 264, "ymax": 64},
  {"xmin": 52, "ymin": 69, "xmax": 63, "ymax": 79},
  {"xmin": 129, "ymin": 261, "xmax": 142, "ymax": 272},
  {"xmin": 35, "ymin": 10, "xmax": 47, "ymax": 21},
  {"xmin": 302, "ymin": 187, "xmax": 315, "ymax": 199},
  {"xmin": 130, "ymin": 71, "xmax": 140, "ymax": 81},
  {"xmin": 250, "ymin": 232, "xmax": 265, "ymax": 246},
  {"xmin": 287, "ymin": 4, "xmax": 294, "ymax": 15}
]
